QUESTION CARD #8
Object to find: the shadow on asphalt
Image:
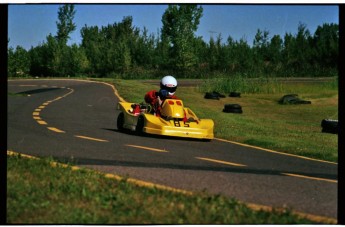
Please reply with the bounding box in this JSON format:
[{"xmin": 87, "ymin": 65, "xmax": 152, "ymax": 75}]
[
  {"xmin": 16, "ymin": 87, "xmax": 61, "ymax": 95},
  {"xmin": 54, "ymin": 154, "xmax": 337, "ymax": 181}
]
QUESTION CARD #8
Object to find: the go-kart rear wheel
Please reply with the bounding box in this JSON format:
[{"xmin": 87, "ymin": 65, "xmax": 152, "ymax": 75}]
[
  {"xmin": 117, "ymin": 112, "xmax": 125, "ymax": 131},
  {"xmin": 136, "ymin": 115, "xmax": 145, "ymax": 135}
]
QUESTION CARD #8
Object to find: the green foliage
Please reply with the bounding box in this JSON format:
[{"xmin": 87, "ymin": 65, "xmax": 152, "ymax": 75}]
[
  {"xmin": 56, "ymin": 4, "xmax": 76, "ymax": 45},
  {"xmin": 8, "ymin": 46, "xmax": 30, "ymax": 77},
  {"xmin": 161, "ymin": 5, "xmax": 203, "ymax": 73}
]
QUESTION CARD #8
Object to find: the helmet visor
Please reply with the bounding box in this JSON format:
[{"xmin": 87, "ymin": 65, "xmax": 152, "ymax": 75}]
[{"xmin": 162, "ymin": 85, "xmax": 177, "ymax": 93}]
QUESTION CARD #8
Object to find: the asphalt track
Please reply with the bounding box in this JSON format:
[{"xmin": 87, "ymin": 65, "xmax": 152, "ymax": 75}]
[{"xmin": 7, "ymin": 79, "xmax": 338, "ymax": 222}]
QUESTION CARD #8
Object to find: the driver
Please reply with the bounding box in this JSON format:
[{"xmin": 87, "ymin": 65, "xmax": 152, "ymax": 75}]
[{"xmin": 144, "ymin": 75, "xmax": 178, "ymax": 117}]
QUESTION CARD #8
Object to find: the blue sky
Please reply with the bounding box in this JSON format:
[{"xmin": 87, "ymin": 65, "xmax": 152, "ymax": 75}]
[{"xmin": 8, "ymin": 4, "xmax": 339, "ymax": 50}]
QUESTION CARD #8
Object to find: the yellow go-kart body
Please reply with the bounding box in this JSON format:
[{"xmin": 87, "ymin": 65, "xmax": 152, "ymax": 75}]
[{"xmin": 117, "ymin": 99, "xmax": 214, "ymax": 140}]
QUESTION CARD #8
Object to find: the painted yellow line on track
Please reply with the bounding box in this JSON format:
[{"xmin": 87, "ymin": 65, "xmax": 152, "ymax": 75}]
[
  {"xmin": 47, "ymin": 127, "xmax": 65, "ymax": 133},
  {"xmin": 37, "ymin": 120, "xmax": 48, "ymax": 125},
  {"xmin": 32, "ymin": 86, "xmax": 75, "ymax": 133},
  {"xmin": 54, "ymin": 97, "xmax": 63, "ymax": 101},
  {"xmin": 214, "ymin": 138, "xmax": 338, "ymax": 165},
  {"xmin": 75, "ymin": 135, "xmax": 109, "ymax": 142},
  {"xmin": 125, "ymin": 144, "xmax": 168, "ymax": 153},
  {"xmin": 196, "ymin": 157, "xmax": 246, "ymax": 167},
  {"xmin": 282, "ymin": 173, "xmax": 337, "ymax": 183}
]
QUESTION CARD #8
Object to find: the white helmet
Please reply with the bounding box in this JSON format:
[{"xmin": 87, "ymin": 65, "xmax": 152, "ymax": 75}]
[{"xmin": 160, "ymin": 75, "xmax": 177, "ymax": 96}]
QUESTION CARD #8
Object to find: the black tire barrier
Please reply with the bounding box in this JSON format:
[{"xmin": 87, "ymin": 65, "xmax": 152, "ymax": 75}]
[
  {"xmin": 279, "ymin": 94, "xmax": 311, "ymax": 105},
  {"xmin": 321, "ymin": 119, "xmax": 338, "ymax": 134},
  {"xmin": 204, "ymin": 92, "xmax": 220, "ymax": 100},
  {"xmin": 212, "ymin": 91, "xmax": 226, "ymax": 98},
  {"xmin": 223, "ymin": 104, "xmax": 243, "ymax": 113},
  {"xmin": 229, "ymin": 92, "xmax": 241, "ymax": 97}
]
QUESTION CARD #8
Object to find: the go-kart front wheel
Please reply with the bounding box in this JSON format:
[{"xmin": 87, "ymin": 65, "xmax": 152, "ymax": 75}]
[
  {"xmin": 136, "ymin": 115, "xmax": 145, "ymax": 135},
  {"xmin": 117, "ymin": 112, "xmax": 125, "ymax": 131}
]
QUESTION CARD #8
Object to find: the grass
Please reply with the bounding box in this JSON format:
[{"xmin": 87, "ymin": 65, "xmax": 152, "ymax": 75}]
[
  {"xmin": 200, "ymin": 75, "xmax": 285, "ymax": 94},
  {"xmin": 109, "ymin": 78, "xmax": 338, "ymax": 162},
  {"xmin": 7, "ymin": 153, "xmax": 318, "ymax": 224}
]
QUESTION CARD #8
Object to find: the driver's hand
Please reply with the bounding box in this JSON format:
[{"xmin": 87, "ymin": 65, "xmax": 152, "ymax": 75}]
[
  {"xmin": 157, "ymin": 96, "xmax": 162, "ymax": 105},
  {"xmin": 158, "ymin": 89, "xmax": 169, "ymax": 99}
]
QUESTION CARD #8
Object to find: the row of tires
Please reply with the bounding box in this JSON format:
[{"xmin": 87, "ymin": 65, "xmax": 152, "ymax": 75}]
[
  {"xmin": 204, "ymin": 91, "xmax": 241, "ymax": 100},
  {"xmin": 204, "ymin": 92, "xmax": 243, "ymax": 114},
  {"xmin": 205, "ymin": 95, "xmax": 338, "ymax": 134},
  {"xmin": 205, "ymin": 92, "xmax": 336, "ymax": 134},
  {"xmin": 221, "ymin": 108, "xmax": 338, "ymax": 134}
]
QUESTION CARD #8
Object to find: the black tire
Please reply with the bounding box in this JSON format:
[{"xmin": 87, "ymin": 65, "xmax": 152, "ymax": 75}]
[
  {"xmin": 297, "ymin": 100, "xmax": 312, "ymax": 104},
  {"xmin": 136, "ymin": 115, "xmax": 145, "ymax": 135},
  {"xmin": 223, "ymin": 104, "xmax": 243, "ymax": 113},
  {"xmin": 321, "ymin": 119, "xmax": 338, "ymax": 134},
  {"xmin": 224, "ymin": 104, "xmax": 242, "ymax": 110},
  {"xmin": 117, "ymin": 112, "xmax": 125, "ymax": 131},
  {"xmin": 223, "ymin": 108, "xmax": 243, "ymax": 114},
  {"xmin": 213, "ymin": 91, "xmax": 226, "ymax": 98},
  {"xmin": 204, "ymin": 92, "xmax": 219, "ymax": 100},
  {"xmin": 229, "ymin": 92, "xmax": 241, "ymax": 97}
]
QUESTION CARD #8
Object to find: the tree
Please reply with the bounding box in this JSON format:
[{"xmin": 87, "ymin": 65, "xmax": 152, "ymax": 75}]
[
  {"xmin": 268, "ymin": 35, "xmax": 283, "ymax": 64},
  {"xmin": 56, "ymin": 4, "xmax": 76, "ymax": 45},
  {"xmin": 313, "ymin": 23, "xmax": 338, "ymax": 69},
  {"xmin": 161, "ymin": 5, "xmax": 203, "ymax": 73},
  {"xmin": 8, "ymin": 46, "xmax": 30, "ymax": 77},
  {"xmin": 81, "ymin": 25, "xmax": 102, "ymax": 75},
  {"xmin": 253, "ymin": 29, "xmax": 270, "ymax": 62}
]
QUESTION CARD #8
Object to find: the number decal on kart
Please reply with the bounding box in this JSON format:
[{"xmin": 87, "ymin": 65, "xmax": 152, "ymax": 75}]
[
  {"xmin": 171, "ymin": 120, "xmax": 190, "ymax": 127},
  {"xmin": 174, "ymin": 120, "xmax": 180, "ymax": 127}
]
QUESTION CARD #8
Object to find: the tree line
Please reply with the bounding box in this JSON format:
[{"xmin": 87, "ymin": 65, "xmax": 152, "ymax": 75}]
[{"xmin": 8, "ymin": 5, "xmax": 339, "ymax": 79}]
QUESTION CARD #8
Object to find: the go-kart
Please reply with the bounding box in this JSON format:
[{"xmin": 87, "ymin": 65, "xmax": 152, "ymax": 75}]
[{"xmin": 117, "ymin": 99, "xmax": 214, "ymax": 140}]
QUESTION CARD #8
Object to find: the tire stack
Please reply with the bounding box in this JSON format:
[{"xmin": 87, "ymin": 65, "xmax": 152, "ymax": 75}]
[
  {"xmin": 229, "ymin": 92, "xmax": 241, "ymax": 97},
  {"xmin": 321, "ymin": 119, "xmax": 338, "ymax": 134},
  {"xmin": 204, "ymin": 91, "xmax": 225, "ymax": 100},
  {"xmin": 223, "ymin": 104, "xmax": 243, "ymax": 114}
]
